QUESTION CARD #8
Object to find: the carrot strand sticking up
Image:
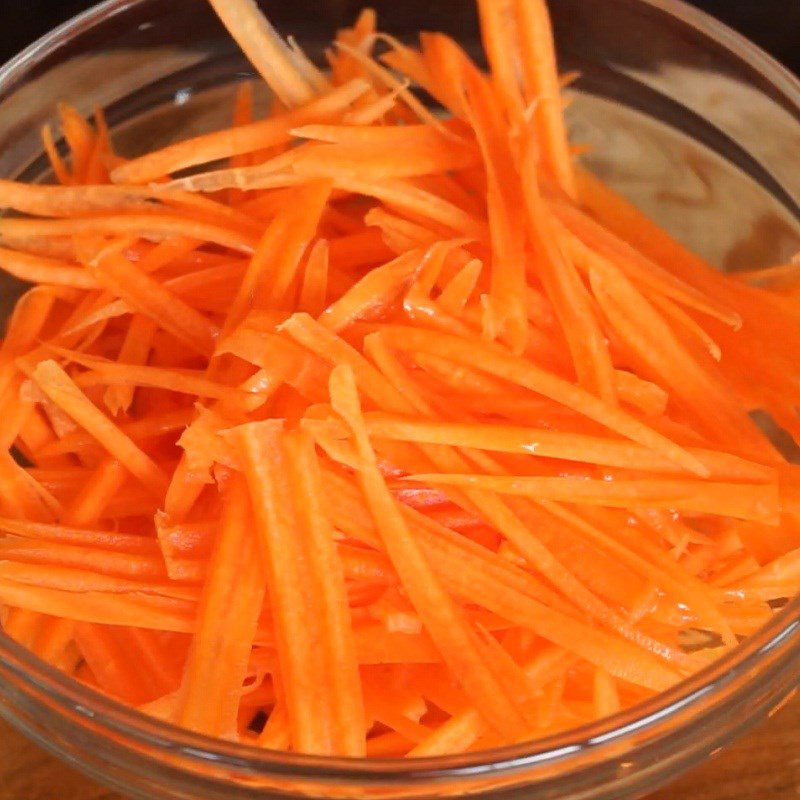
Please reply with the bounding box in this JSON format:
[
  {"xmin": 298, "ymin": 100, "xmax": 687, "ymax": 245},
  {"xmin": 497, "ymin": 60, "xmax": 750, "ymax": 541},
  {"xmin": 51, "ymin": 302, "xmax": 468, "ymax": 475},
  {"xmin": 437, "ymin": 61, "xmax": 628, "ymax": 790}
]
[
  {"xmin": 210, "ymin": 1, "xmax": 316, "ymax": 107},
  {"xmin": 0, "ymin": 0, "xmax": 798, "ymax": 761},
  {"xmin": 512, "ymin": 0, "xmax": 577, "ymax": 198}
]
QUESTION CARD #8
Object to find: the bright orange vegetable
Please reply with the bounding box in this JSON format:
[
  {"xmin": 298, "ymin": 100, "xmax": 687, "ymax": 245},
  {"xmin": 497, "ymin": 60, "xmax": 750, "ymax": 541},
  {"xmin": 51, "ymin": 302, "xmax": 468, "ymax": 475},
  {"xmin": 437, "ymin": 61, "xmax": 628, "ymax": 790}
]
[{"xmin": 0, "ymin": 0, "xmax": 798, "ymax": 760}]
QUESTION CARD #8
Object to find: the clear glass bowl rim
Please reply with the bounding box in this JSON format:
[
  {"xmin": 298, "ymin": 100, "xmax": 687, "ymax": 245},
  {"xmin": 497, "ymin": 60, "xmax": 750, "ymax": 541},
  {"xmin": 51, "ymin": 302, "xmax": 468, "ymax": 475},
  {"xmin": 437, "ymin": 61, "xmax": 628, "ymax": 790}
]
[{"xmin": 0, "ymin": 0, "xmax": 798, "ymax": 789}]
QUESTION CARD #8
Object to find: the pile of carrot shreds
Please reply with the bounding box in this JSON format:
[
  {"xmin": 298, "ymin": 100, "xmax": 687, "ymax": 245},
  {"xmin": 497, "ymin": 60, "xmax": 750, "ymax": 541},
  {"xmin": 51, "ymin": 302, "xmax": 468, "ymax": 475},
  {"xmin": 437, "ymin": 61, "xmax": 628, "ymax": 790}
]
[{"xmin": 1, "ymin": 0, "xmax": 800, "ymax": 758}]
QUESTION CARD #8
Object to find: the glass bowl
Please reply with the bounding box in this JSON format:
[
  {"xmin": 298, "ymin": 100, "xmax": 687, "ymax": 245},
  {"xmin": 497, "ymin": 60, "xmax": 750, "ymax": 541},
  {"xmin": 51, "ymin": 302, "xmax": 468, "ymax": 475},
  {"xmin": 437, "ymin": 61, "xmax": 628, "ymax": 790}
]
[{"xmin": 1, "ymin": 0, "xmax": 800, "ymax": 798}]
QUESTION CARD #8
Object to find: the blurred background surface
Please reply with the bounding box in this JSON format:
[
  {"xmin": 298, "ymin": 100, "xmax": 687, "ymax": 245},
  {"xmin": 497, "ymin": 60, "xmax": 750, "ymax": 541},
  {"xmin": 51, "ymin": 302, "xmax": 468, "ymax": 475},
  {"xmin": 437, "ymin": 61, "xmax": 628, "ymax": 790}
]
[{"xmin": 0, "ymin": 0, "xmax": 797, "ymax": 76}]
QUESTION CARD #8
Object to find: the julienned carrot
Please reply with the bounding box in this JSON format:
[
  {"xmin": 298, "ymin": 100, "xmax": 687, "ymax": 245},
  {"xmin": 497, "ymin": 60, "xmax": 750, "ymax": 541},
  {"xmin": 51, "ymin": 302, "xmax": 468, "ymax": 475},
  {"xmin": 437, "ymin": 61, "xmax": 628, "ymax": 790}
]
[
  {"xmin": 407, "ymin": 473, "xmax": 780, "ymax": 524},
  {"xmin": 372, "ymin": 325, "xmax": 709, "ymax": 476},
  {"xmin": 1, "ymin": 0, "xmax": 799, "ymax": 763},
  {"xmin": 329, "ymin": 364, "xmax": 531, "ymax": 740},
  {"xmin": 283, "ymin": 429, "xmax": 366, "ymax": 755},
  {"xmin": 30, "ymin": 361, "xmax": 169, "ymax": 497},
  {"xmin": 177, "ymin": 475, "xmax": 265, "ymax": 738},
  {"xmin": 206, "ymin": 0, "xmax": 316, "ymax": 109},
  {"xmin": 229, "ymin": 421, "xmax": 335, "ymax": 755},
  {"xmin": 312, "ymin": 413, "xmax": 773, "ymax": 481},
  {"xmin": 110, "ymin": 79, "xmax": 371, "ymax": 185}
]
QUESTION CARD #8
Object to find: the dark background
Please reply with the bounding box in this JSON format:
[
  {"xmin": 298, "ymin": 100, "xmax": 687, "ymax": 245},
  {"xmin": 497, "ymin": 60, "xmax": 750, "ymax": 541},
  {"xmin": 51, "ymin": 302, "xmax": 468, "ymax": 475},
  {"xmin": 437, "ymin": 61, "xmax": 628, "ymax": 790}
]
[{"xmin": 0, "ymin": 0, "xmax": 798, "ymax": 76}]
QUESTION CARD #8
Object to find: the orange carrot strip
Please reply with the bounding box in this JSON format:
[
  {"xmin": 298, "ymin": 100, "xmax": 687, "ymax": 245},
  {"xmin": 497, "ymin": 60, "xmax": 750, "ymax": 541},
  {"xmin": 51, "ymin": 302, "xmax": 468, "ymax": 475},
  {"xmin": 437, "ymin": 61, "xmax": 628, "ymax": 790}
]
[
  {"xmin": 0, "ymin": 580, "xmax": 194, "ymax": 631},
  {"xmin": 319, "ymin": 412, "xmax": 773, "ymax": 481},
  {"xmin": 104, "ymin": 315, "xmax": 158, "ymax": 416},
  {"xmin": 230, "ymin": 421, "xmax": 332, "ymax": 754},
  {"xmin": 329, "ymin": 364, "xmax": 531, "ymax": 740},
  {"xmin": 298, "ymin": 239, "xmax": 330, "ymax": 317},
  {"xmin": 177, "ymin": 475, "xmax": 266, "ymax": 738},
  {"xmin": 376, "ymin": 325, "xmax": 708, "ymax": 476},
  {"xmin": 86, "ymin": 246, "xmax": 219, "ymax": 357},
  {"xmin": 521, "ymin": 146, "xmax": 616, "ymax": 402},
  {"xmin": 0, "ymin": 247, "xmax": 96, "ymax": 289},
  {"xmin": 513, "ymin": 0, "xmax": 577, "ymax": 198},
  {"xmin": 284, "ymin": 429, "xmax": 366, "ymax": 756},
  {"xmin": 321, "ymin": 249, "xmax": 423, "ymax": 332},
  {"xmin": 30, "ymin": 361, "xmax": 168, "ymax": 497},
  {"xmin": 41, "ymin": 124, "xmax": 71, "ymax": 185},
  {"xmin": 476, "ymin": 0, "xmax": 526, "ymax": 124},
  {"xmin": 408, "ymin": 473, "xmax": 780, "ymax": 524},
  {"xmin": 207, "ymin": 0, "xmax": 316, "ymax": 107},
  {"xmin": 111, "ymin": 79, "xmax": 370, "ymax": 184},
  {"xmin": 0, "ymin": 216, "xmax": 256, "ymax": 255}
]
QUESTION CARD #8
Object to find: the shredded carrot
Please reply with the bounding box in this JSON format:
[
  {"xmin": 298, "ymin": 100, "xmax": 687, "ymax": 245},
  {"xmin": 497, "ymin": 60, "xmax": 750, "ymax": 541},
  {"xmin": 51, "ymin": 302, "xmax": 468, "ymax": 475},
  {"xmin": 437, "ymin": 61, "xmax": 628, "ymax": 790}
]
[{"xmin": 0, "ymin": 0, "xmax": 798, "ymax": 761}]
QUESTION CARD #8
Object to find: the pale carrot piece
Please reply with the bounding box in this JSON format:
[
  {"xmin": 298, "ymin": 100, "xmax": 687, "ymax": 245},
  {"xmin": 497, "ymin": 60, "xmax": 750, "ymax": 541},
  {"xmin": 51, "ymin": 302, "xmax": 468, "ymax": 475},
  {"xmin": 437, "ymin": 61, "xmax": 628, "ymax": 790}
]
[
  {"xmin": 407, "ymin": 473, "xmax": 780, "ymax": 524},
  {"xmin": 343, "ymin": 83, "xmax": 406, "ymax": 125},
  {"xmin": 110, "ymin": 79, "xmax": 370, "ymax": 184},
  {"xmin": 229, "ymin": 420, "xmax": 332, "ymax": 755},
  {"xmin": 513, "ymin": 0, "xmax": 577, "ymax": 198},
  {"xmin": 329, "ymin": 364, "xmax": 531, "ymax": 740},
  {"xmin": 375, "ymin": 325, "xmax": 709, "ymax": 476},
  {"xmin": 298, "ymin": 239, "xmax": 330, "ymax": 317},
  {"xmin": 86, "ymin": 245, "xmax": 219, "ymax": 357},
  {"xmin": 31, "ymin": 360, "xmax": 168, "ymax": 497},
  {"xmin": 283, "ymin": 429, "xmax": 366, "ymax": 756},
  {"xmin": 334, "ymin": 41, "xmax": 455, "ymax": 136},
  {"xmin": 0, "ymin": 180, "xmax": 169, "ymax": 217},
  {"xmin": 648, "ymin": 291, "xmax": 722, "ymax": 362},
  {"xmin": 207, "ymin": 0, "xmax": 316, "ymax": 108},
  {"xmin": 177, "ymin": 475, "xmax": 266, "ymax": 739}
]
